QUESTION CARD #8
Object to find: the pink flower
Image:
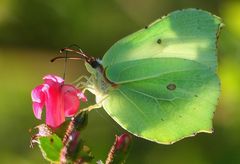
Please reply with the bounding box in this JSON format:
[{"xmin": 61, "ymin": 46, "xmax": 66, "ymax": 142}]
[
  {"xmin": 115, "ymin": 133, "xmax": 132, "ymax": 150},
  {"xmin": 31, "ymin": 75, "xmax": 87, "ymax": 128}
]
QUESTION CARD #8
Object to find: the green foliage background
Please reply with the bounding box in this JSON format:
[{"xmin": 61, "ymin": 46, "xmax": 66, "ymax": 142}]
[{"xmin": 0, "ymin": 0, "xmax": 239, "ymax": 163}]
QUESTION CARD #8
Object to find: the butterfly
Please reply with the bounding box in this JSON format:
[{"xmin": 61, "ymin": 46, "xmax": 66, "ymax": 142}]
[{"xmin": 61, "ymin": 8, "xmax": 223, "ymax": 144}]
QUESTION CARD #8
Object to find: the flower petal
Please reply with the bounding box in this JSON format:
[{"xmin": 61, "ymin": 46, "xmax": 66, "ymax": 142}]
[
  {"xmin": 43, "ymin": 82, "xmax": 65, "ymax": 128},
  {"xmin": 31, "ymin": 85, "xmax": 45, "ymax": 119},
  {"xmin": 62, "ymin": 85, "xmax": 80, "ymax": 117},
  {"xmin": 78, "ymin": 92, "xmax": 87, "ymax": 102},
  {"xmin": 31, "ymin": 85, "xmax": 44, "ymax": 103},
  {"xmin": 31, "ymin": 75, "xmax": 87, "ymax": 128},
  {"xmin": 116, "ymin": 133, "xmax": 132, "ymax": 150},
  {"xmin": 43, "ymin": 74, "xmax": 64, "ymax": 85},
  {"xmin": 33, "ymin": 102, "xmax": 44, "ymax": 119}
]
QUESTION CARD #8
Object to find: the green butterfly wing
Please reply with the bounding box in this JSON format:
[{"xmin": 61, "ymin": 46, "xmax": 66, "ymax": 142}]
[
  {"xmin": 96, "ymin": 9, "xmax": 222, "ymax": 144},
  {"xmin": 103, "ymin": 58, "xmax": 219, "ymax": 144},
  {"xmin": 102, "ymin": 8, "xmax": 222, "ymax": 71}
]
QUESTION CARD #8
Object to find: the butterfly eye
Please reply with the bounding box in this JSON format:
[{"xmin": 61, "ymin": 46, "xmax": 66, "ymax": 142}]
[{"xmin": 90, "ymin": 60, "xmax": 101, "ymax": 68}]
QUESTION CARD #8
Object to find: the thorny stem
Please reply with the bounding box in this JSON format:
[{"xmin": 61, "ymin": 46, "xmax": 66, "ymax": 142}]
[{"xmin": 106, "ymin": 134, "xmax": 133, "ymax": 164}]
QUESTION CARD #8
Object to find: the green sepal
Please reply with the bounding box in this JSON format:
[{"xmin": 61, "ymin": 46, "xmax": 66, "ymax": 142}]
[{"xmin": 38, "ymin": 134, "xmax": 63, "ymax": 162}]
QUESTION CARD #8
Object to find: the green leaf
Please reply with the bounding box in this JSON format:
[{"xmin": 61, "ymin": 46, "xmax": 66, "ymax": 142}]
[{"xmin": 38, "ymin": 134, "xmax": 63, "ymax": 162}]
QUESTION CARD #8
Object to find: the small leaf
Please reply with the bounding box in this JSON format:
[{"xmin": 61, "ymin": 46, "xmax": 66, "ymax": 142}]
[{"xmin": 38, "ymin": 134, "xmax": 63, "ymax": 162}]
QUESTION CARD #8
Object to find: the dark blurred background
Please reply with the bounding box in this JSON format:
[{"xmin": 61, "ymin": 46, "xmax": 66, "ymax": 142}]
[{"xmin": 0, "ymin": 0, "xmax": 239, "ymax": 163}]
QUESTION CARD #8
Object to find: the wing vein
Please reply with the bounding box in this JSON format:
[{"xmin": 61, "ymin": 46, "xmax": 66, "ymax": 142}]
[
  {"xmin": 117, "ymin": 88, "xmax": 151, "ymax": 123},
  {"xmin": 117, "ymin": 68, "xmax": 206, "ymax": 84}
]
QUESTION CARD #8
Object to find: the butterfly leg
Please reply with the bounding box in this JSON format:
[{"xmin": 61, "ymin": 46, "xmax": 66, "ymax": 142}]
[
  {"xmin": 71, "ymin": 75, "xmax": 90, "ymax": 84},
  {"xmin": 77, "ymin": 95, "xmax": 108, "ymax": 114}
]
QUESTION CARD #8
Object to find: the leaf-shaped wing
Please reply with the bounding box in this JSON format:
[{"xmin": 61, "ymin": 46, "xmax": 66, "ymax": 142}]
[
  {"xmin": 102, "ymin": 9, "xmax": 222, "ymax": 71},
  {"xmin": 103, "ymin": 58, "xmax": 220, "ymax": 144}
]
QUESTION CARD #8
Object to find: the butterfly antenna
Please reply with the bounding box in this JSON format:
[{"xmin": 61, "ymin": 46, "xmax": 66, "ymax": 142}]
[
  {"xmin": 60, "ymin": 47, "xmax": 101, "ymax": 69},
  {"xmin": 67, "ymin": 44, "xmax": 84, "ymax": 53},
  {"xmin": 61, "ymin": 44, "xmax": 84, "ymax": 79},
  {"xmin": 50, "ymin": 57, "xmax": 82, "ymax": 62},
  {"xmin": 60, "ymin": 48, "xmax": 91, "ymax": 61},
  {"xmin": 51, "ymin": 45, "xmax": 102, "ymax": 70},
  {"xmin": 50, "ymin": 47, "xmax": 89, "ymax": 63}
]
